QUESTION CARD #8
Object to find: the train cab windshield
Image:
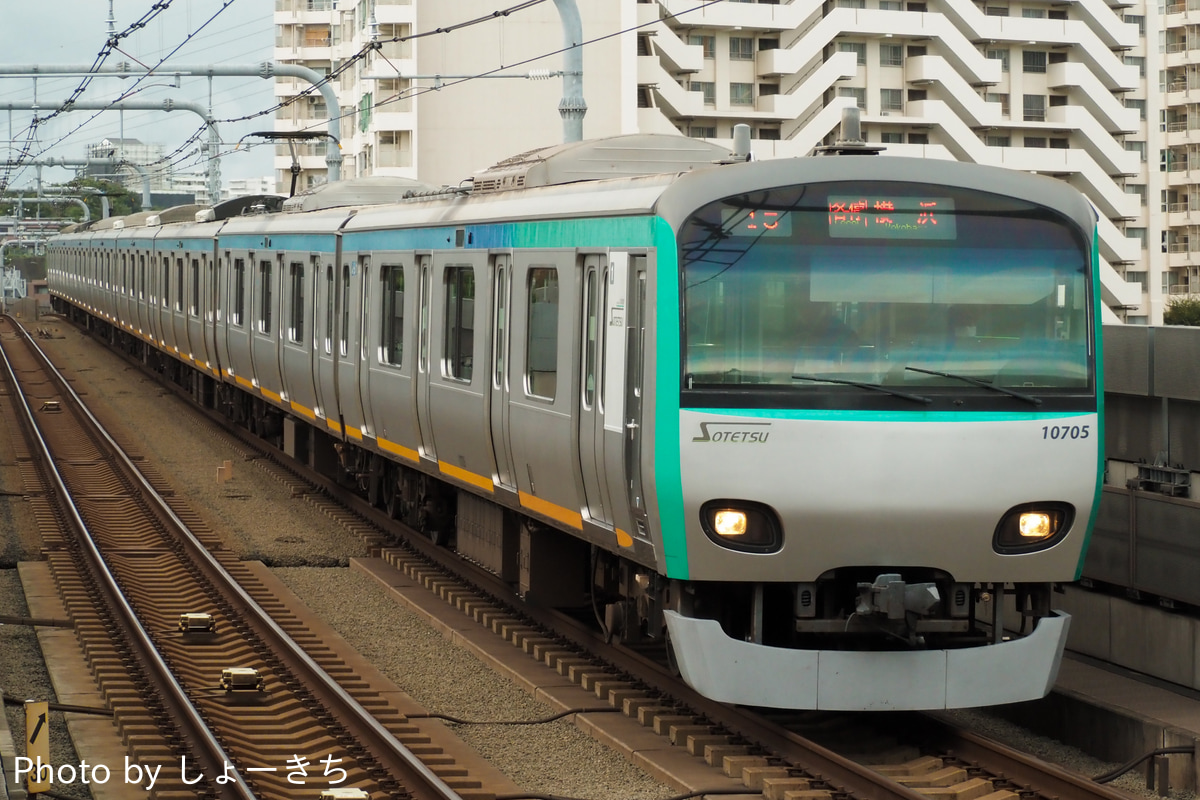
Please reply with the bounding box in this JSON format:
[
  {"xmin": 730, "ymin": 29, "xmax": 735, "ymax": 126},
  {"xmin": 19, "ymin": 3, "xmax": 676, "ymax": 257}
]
[{"xmin": 679, "ymin": 180, "xmax": 1094, "ymax": 411}]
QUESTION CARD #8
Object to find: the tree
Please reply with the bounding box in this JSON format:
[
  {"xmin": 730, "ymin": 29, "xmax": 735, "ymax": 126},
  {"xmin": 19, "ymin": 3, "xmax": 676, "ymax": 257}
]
[
  {"xmin": 1164, "ymin": 296, "xmax": 1200, "ymax": 326},
  {"xmin": 64, "ymin": 177, "xmax": 142, "ymax": 219}
]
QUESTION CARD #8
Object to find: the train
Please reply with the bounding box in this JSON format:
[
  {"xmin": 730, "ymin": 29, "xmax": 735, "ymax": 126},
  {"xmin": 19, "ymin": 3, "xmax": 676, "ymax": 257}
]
[{"xmin": 44, "ymin": 131, "xmax": 1103, "ymax": 711}]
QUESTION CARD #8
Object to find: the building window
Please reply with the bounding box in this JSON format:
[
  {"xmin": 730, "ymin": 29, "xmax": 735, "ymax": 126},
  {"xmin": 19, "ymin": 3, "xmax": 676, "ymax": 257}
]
[
  {"xmin": 757, "ymin": 128, "xmax": 781, "ymax": 140},
  {"xmin": 987, "ymin": 48, "xmax": 1010, "ymax": 71},
  {"xmin": 1126, "ymin": 184, "xmax": 1148, "ymax": 206},
  {"xmin": 881, "ymin": 131, "xmax": 904, "ymax": 143},
  {"xmin": 985, "ymin": 92, "xmax": 1010, "ymax": 115},
  {"xmin": 1049, "ymin": 137, "xmax": 1069, "ymax": 149},
  {"xmin": 689, "ymin": 34, "xmax": 716, "ymax": 58},
  {"xmin": 381, "ymin": 265, "xmax": 404, "ymax": 366},
  {"xmin": 986, "ymin": 134, "xmax": 1012, "ymax": 146},
  {"xmin": 880, "ymin": 88, "xmax": 903, "ymax": 111},
  {"xmin": 839, "ymin": 86, "xmax": 866, "ymax": 107},
  {"xmin": 730, "ymin": 82, "xmax": 755, "ymax": 105},
  {"xmin": 985, "ymin": 5, "xmax": 1009, "ymax": 14},
  {"xmin": 1022, "ymin": 50, "xmax": 1047, "ymax": 73},
  {"xmin": 837, "ymin": 0, "xmax": 866, "ymax": 7},
  {"xmin": 879, "ymin": 0, "xmax": 902, "ymax": 8},
  {"xmin": 1023, "ymin": 93, "xmax": 1046, "ymax": 121},
  {"xmin": 689, "ymin": 81, "xmax": 716, "ymax": 105},
  {"xmin": 1048, "ymin": 9, "xmax": 1067, "ymax": 19},
  {"xmin": 1025, "ymin": 136, "xmax": 1048, "ymax": 148},
  {"xmin": 908, "ymin": 132, "xmax": 929, "ymax": 144},
  {"xmin": 1022, "ymin": 7, "xmax": 1046, "ymax": 17},
  {"xmin": 689, "ymin": 125, "xmax": 718, "ymax": 138},
  {"xmin": 758, "ymin": 38, "xmax": 779, "ymax": 51},
  {"xmin": 1125, "ymin": 229, "xmax": 1148, "ymax": 250},
  {"xmin": 1124, "ymin": 13, "xmax": 1145, "ymax": 34},
  {"xmin": 1125, "ymin": 98, "xmax": 1147, "ymax": 120},
  {"xmin": 526, "ymin": 267, "xmax": 559, "ymax": 400},
  {"xmin": 729, "ymin": 37, "xmax": 755, "ymax": 60},
  {"xmin": 839, "ymin": 42, "xmax": 867, "ymax": 65},
  {"xmin": 443, "ymin": 267, "xmax": 474, "ymax": 381},
  {"xmin": 1126, "ymin": 140, "xmax": 1147, "ymax": 162},
  {"xmin": 880, "ymin": 43, "xmax": 903, "ymax": 66}
]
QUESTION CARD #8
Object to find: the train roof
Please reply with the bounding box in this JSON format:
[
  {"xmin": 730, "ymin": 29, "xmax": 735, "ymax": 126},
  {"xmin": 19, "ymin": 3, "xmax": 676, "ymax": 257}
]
[{"xmin": 470, "ymin": 134, "xmax": 732, "ymax": 193}]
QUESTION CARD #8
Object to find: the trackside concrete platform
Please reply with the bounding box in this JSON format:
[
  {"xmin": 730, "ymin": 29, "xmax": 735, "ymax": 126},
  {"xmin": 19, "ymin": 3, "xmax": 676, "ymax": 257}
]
[{"xmin": 991, "ymin": 585, "xmax": 1200, "ymax": 795}]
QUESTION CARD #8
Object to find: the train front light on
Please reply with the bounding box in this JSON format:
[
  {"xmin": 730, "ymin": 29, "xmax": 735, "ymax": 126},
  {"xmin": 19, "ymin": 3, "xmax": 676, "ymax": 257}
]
[
  {"xmin": 700, "ymin": 500, "xmax": 782, "ymax": 553},
  {"xmin": 993, "ymin": 502, "xmax": 1074, "ymax": 554}
]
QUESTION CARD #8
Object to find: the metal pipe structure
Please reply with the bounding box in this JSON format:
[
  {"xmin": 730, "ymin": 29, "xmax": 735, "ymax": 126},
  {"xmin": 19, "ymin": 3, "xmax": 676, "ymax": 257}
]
[
  {"xmin": 2, "ymin": 158, "xmax": 152, "ymax": 208},
  {"xmin": 4, "ymin": 196, "xmax": 89, "ymax": 222},
  {"xmin": 551, "ymin": 0, "xmax": 586, "ymax": 143},
  {"xmin": 0, "ymin": 63, "xmax": 342, "ymax": 183},
  {"xmin": 1, "ymin": 97, "xmax": 220, "ymax": 201}
]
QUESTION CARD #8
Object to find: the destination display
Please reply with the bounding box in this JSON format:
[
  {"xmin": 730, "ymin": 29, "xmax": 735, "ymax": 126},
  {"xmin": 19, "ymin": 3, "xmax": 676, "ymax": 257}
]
[{"xmin": 827, "ymin": 196, "xmax": 956, "ymax": 240}]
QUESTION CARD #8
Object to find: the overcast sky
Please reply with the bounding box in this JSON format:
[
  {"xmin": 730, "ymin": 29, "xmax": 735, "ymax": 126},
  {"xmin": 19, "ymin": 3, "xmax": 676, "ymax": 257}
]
[{"xmin": 2, "ymin": 0, "xmax": 276, "ymax": 189}]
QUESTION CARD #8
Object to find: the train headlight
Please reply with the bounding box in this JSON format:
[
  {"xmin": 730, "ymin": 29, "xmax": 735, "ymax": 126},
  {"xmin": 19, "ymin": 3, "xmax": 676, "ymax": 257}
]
[
  {"xmin": 993, "ymin": 502, "xmax": 1074, "ymax": 554},
  {"xmin": 700, "ymin": 500, "xmax": 782, "ymax": 554},
  {"xmin": 713, "ymin": 510, "xmax": 748, "ymax": 537}
]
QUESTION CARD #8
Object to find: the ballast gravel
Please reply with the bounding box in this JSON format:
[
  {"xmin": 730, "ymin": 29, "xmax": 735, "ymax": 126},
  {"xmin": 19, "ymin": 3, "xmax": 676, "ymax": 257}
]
[{"xmin": 0, "ymin": 319, "xmax": 1193, "ymax": 800}]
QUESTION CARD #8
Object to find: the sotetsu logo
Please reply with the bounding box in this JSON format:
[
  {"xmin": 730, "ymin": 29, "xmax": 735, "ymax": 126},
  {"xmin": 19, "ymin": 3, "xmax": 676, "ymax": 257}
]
[{"xmin": 691, "ymin": 422, "xmax": 772, "ymax": 443}]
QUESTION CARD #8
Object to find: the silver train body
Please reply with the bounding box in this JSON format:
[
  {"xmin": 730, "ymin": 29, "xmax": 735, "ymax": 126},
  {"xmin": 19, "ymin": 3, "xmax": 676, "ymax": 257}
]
[{"xmin": 46, "ymin": 135, "xmax": 1103, "ymax": 710}]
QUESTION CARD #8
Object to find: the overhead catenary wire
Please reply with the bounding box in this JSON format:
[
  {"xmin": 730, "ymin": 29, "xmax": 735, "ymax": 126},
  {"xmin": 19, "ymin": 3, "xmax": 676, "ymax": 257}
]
[
  {"xmin": 2, "ymin": 0, "xmax": 242, "ymax": 192},
  {"xmin": 159, "ymin": 0, "xmax": 729, "ymax": 180}
]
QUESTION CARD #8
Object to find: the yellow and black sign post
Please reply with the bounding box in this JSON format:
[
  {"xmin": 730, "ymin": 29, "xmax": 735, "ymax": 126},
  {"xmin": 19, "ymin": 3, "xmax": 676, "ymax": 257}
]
[{"xmin": 25, "ymin": 700, "xmax": 50, "ymax": 794}]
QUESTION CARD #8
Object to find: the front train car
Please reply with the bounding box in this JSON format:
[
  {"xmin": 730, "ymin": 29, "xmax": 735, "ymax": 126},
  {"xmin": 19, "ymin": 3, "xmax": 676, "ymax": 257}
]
[{"xmin": 649, "ymin": 156, "xmax": 1101, "ymax": 710}]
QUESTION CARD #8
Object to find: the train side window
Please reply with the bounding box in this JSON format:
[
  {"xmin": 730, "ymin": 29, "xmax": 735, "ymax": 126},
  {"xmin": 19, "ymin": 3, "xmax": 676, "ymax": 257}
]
[
  {"xmin": 259, "ymin": 259, "xmax": 273, "ymax": 334},
  {"xmin": 526, "ymin": 266, "xmax": 558, "ymax": 400},
  {"xmin": 190, "ymin": 258, "xmax": 200, "ymax": 316},
  {"xmin": 175, "ymin": 258, "xmax": 184, "ymax": 312},
  {"xmin": 324, "ymin": 264, "xmax": 334, "ymax": 354},
  {"xmin": 139, "ymin": 254, "xmax": 146, "ymax": 300},
  {"xmin": 162, "ymin": 257, "xmax": 171, "ymax": 308},
  {"xmin": 340, "ymin": 264, "xmax": 351, "ymax": 356},
  {"xmin": 381, "ymin": 264, "xmax": 404, "ymax": 367},
  {"xmin": 232, "ymin": 258, "xmax": 246, "ymax": 326},
  {"xmin": 443, "ymin": 266, "xmax": 474, "ymax": 381},
  {"xmin": 289, "ymin": 261, "xmax": 305, "ymax": 344},
  {"xmin": 583, "ymin": 268, "xmax": 598, "ymax": 409}
]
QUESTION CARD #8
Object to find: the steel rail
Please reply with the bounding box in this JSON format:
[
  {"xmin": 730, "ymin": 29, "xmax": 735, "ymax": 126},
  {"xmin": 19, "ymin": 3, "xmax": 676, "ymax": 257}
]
[
  {"xmin": 14, "ymin": 319, "xmax": 466, "ymax": 800},
  {"xmin": 0, "ymin": 316, "xmax": 257, "ymax": 800}
]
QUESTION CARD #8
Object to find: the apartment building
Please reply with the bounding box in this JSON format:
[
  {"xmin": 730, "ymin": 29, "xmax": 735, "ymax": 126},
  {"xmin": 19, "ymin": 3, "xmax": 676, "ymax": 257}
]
[{"xmin": 274, "ymin": 0, "xmax": 1155, "ymax": 322}]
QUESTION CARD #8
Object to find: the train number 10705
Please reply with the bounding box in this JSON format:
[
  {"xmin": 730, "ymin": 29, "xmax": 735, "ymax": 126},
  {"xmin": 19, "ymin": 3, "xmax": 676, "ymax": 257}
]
[{"xmin": 1042, "ymin": 425, "xmax": 1090, "ymax": 440}]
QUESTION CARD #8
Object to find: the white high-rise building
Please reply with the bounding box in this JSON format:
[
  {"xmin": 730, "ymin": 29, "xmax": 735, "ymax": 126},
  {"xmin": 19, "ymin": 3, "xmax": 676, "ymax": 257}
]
[{"xmin": 275, "ymin": 0, "xmax": 1158, "ymax": 322}]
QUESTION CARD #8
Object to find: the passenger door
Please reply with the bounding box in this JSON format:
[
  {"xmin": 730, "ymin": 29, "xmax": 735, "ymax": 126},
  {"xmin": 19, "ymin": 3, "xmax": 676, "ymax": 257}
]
[
  {"xmin": 422, "ymin": 252, "xmax": 494, "ymax": 492},
  {"xmin": 506, "ymin": 252, "xmax": 584, "ymax": 530},
  {"xmin": 365, "ymin": 254, "xmax": 421, "ymax": 463},
  {"xmin": 279, "ymin": 254, "xmax": 320, "ymax": 421}
]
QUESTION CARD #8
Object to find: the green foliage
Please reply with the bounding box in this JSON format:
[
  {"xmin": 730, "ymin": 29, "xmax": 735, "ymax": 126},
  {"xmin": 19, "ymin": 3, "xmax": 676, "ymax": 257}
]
[
  {"xmin": 65, "ymin": 177, "xmax": 142, "ymax": 219},
  {"xmin": 0, "ymin": 177, "xmax": 140, "ymax": 223},
  {"xmin": 1164, "ymin": 296, "xmax": 1200, "ymax": 326}
]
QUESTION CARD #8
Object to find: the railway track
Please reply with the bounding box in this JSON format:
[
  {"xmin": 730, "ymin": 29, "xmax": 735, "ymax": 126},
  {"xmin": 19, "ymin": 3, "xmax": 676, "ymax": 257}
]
[
  {"xmin": 13, "ymin": 313, "xmax": 1143, "ymax": 800},
  {"xmin": 0, "ymin": 316, "xmax": 488, "ymax": 800}
]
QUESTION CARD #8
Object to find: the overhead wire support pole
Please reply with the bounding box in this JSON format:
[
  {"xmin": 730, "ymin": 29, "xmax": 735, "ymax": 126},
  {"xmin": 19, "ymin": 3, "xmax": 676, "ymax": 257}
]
[
  {"xmin": 0, "ymin": 63, "xmax": 343, "ymax": 184},
  {"xmin": 551, "ymin": 0, "xmax": 586, "ymax": 143}
]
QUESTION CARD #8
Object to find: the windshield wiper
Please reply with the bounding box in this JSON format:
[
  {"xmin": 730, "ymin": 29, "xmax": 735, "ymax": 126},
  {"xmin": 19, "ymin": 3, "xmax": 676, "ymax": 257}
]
[
  {"xmin": 904, "ymin": 366, "xmax": 1042, "ymax": 406},
  {"xmin": 792, "ymin": 374, "xmax": 932, "ymax": 405}
]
